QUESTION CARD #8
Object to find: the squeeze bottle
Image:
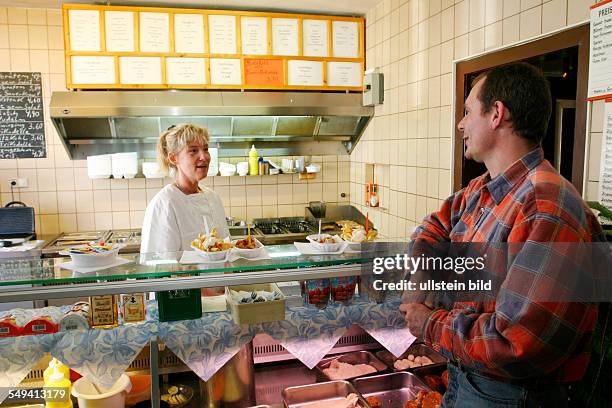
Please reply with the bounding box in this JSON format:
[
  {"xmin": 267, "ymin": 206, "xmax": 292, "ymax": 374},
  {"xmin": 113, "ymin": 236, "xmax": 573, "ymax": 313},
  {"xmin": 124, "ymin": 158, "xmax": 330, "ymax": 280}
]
[
  {"xmin": 44, "ymin": 367, "xmax": 73, "ymax": 408},
  {"xmin": 248, "ymin": 145, "xmax": 259, "ymax": 175}
]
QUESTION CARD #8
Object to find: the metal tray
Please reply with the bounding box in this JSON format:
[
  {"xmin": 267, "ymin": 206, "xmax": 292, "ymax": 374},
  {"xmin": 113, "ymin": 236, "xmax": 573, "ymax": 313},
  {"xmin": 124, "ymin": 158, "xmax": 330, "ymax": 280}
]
[
  {"xmin": 376, "ymin": 343, "xmax": 446, "ymax": 372},
  {"xmin": 411, "ymin": 364, "xmax": 448, "ymax": 393},
  {"xmin": 316, "ymin": 351, "xmax": 388, "ymax": 381},
  {"xmin": 352, "ymin": 372, "xmax": 431, "ymax": 408},
  {"xmin": 282, "ymin": 380, "xmax": 372, "ymax": 408}
]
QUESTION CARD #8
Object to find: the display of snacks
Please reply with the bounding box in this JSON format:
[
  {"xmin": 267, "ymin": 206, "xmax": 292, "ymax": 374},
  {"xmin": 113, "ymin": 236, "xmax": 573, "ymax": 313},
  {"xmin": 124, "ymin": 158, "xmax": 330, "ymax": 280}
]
[
  {"xmin": 0, "ymin": 314, "xmax": 21, "ymax": 337},
  {"xmin": 226, "ymin": 283, "xmax": 286, "ymax": 324},
  {"xmin": 365, "ymin": 395, "xmax": 382, "ymax": 408},
  {"xmin": 353, "ymin": 372, "xmax": 433, "ymax": 408},
  {"xmin": 340, "ymin": 225, "xmax": 377, "ymax": 243},
  {"xmin": 231, "ymin": 235, "xmax": 265, "ymax": 259},
  {"xmin": 61, "ymin": 242, "xmax": 124, "ymax": 268},
  {"xmin": 322, "ymin": 359, "xmax": 377, "ymax": 381},
  {"xmin": 306, "ymin": 234, "xmax": 344, "ymax": 252},
  {"xmin": 191, "ymin": 228, "xmax": 233, "ymax": 261},
  {"xmin": 404, "ymin": 390, "xmax": 443, "ymax": 408},
  {"xmin": 302, "ymin": 279, "xmax": 331, "ymax": 309},
  {"xmin": 316, "ymin": 351, "xmax": 387, "ymax": 382},
  {"xmin": 376, "ymin": 344, "xmax": 447, "ymax": 372},
  {"xmin": 234, "ymin": 235, "xmax": 259, "ymax": 249},
  {"xmin": 161, "ymin": 384, "xmax": 193, "ymax": 407},
  {"xmin": 59, "ymin": 301, "xmax": 90, "ymax": 331},
  {"xmin": 330, "ymin": 276, "xmax": 357, "ymax": 303},
  {"xmin": 22, "ymin": 315, "xmax": 58, "ymax": 335},
  {"xmin": 394, "ymin": 355, "xmax": 435, "ymax": 370}
]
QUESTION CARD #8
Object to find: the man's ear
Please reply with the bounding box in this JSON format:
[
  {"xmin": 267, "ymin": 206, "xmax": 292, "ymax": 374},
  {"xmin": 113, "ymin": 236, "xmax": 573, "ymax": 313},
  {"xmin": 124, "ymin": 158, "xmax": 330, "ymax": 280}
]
[{"xmin": 490, "ymin": 100, "xmax": 508, "ymax": 130}]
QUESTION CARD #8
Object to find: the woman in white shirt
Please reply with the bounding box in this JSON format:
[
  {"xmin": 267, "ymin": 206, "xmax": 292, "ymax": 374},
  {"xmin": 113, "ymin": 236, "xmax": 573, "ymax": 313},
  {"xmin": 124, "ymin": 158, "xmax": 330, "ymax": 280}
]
[{"xmin": 140, "ymin": 123, "xmax": 229, "ymax": 254}]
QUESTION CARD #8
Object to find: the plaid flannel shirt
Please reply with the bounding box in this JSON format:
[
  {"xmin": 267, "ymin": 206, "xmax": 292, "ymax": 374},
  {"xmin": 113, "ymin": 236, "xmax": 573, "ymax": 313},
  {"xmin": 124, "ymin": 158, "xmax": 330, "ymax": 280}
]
[{"xmin": 413, "ymin": 148, "xmax": 606, "ymax": 381}]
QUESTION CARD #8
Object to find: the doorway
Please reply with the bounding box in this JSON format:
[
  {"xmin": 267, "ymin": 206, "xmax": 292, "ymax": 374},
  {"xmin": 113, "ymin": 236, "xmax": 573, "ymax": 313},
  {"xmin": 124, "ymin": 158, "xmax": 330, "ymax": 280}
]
[{"xmin": 453, "ymin": 24, "xmax": 589, "ymax": 193}]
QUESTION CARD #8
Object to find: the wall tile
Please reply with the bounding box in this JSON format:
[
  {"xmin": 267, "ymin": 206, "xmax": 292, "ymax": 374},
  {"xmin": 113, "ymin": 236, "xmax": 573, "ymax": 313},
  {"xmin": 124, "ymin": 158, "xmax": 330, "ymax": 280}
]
[
  {"xmin": 57, "ymin": 190, "xmax": 76, "ymax": 213},
  {"xmin": 0, "ymin": 49, "xmax": 9, "ymax": 71},
  {"xmin": 542, "ymin": 0, "xmax": 567, "ymax": 33},
  {"xmin": 36, "ymin": 167, "xmax": 55, "ymax": 191},
  {"xmin": 307, "ymin": 183, "xmax": 323, "ymax": 202},
  {"xmin": 441, "ymin": 7, "xmax": 455, "ymax": 42},
  {"xmin": 503, "ymin": 0, "xmax": 521, "ymax": 17},
  {"xmin": 7, "ymin": 8, "xmax": 27, "ymax": 24},
  {"xmin": 111, "ymin": 189, "xmax": 130, "ymax": 211},
  {"xmin": 502, "ymin": 15, "xmax": 520, "ymax": 44},
  {"xmin": 468, "ymin": 27, "xmax": 485, "ymax": 54},
  {"xmin": 427, "ymin": 168, "xmax": 439, "ymax": 197},
  {"xmin": 454, "ymin": 34, "xmax": 469, "ymax": 59},
  {"xmin": 521, "ymin": 0, "xmax": 542, "ymax": 10},
  {"xmin": 0, "ymin": 8, "xmax": 6, "ymax": 24},
  {"xmin": 469, "ymin": 0, "xmax": 486, "ymax": 30},
  {"xmin": 10, "ymin": 49, "xmax": 29, "ymax": 70},
  {"xmin": 19, "ymin": 192, "xmax": 38, "ymax": 213},
  {"xmin": 40, "ymin": 214, "xmax": 59, "ymax": 235},
  {"xmin": 29, "ymin": 49, "xmax": 48, "ymax": 73},
  {"xmin": 128, "ymin": 189, "xmax": 147, "ymax": 211},
  {"xmin": 46, "ymin": 9, "xmax": 62, "ymax": 26},
  {"xmin": 77, "ymin": 212, "xmax": 95, "ymax": 231},
  {"xmin": 58, "ymin": 213, "xmax": 77, "ymax": 233},
  {"xmin": 519, "ymin": 6, "xmax": 542, "ymax": 40},
  {"xmin": 47, "ymin": 26, "xmax": 63, "ymax": 49},
  {"xmin": 112, "ymin": 212, "xmax": 131, "ymax": 229},
  {"xmin": 0, "ymin": 24, "xmax": 8, "ymax": 48},
  {"xmin": 38, "ymin": 191, "xmax": 57, "ymax": 214},
  {"xmin": 455, "ymin": 1, "xmax": 469, "ymax": 36},
  {"xmin": 28, "ymin": 25, "xmax": 47, "ymax": 49},
  {"xmin": 429, "ymin": 13, "xmax": 441, "ymax": 46},
  {"xmin": 55, "ymin": 168, "xmax": 74, "ymax": 191},
  {"xmin": 567, "ymin": 0, "xmax": 590, "ymax": 25},
  {"xmin": 484, "ymin": 21, "xmax": 503, "ymax": 49},
  {"xmin": 93, "ymin": 190, "xmax": 112, "ymax": 212},
  {"xmin": 95, "ymin": 212, "xmax": 113, "ymax": 230},
  {"xmin": 8, "ymin": 24, "xmax": 28, "ymax": 48},
  {"xmin": 485, "ymin": 0, "xmax": 504, "ymax": 23}
]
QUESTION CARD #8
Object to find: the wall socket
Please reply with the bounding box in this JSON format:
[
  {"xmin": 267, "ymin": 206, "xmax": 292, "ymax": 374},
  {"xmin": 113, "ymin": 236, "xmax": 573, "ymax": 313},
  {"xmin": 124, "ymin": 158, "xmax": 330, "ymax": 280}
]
[{"xmin": 9, "ymin": 178, "xmax": 28, "ymax": 188}]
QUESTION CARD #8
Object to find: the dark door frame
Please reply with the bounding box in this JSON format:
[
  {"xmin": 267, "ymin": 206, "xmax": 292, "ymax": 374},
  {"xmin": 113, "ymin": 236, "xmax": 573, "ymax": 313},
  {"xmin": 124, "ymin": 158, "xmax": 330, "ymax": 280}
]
[{"xmin": 453, "ymin": 23, "xmax": 590, "ymax": 193}]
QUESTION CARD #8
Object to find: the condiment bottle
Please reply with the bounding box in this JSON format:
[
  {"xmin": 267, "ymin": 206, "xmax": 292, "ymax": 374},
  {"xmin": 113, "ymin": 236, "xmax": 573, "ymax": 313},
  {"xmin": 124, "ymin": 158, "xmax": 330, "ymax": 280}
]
[
  {"xmin": 44, "ymin": 367, "xmax": 73, "ymax": 408},
  {"xmin": 44, "ymin": 358, "xmax": 70, "ymax": 383},
  {"xmin": 258, "ymin": 157, "xmax": 264, "ymax": 176},
  {"xmin": 248, "ymin": 145, "xmax": 259, "ymax": 175},
  {"xmin": 369, "ymin": 183, "xmax": 379, "ymax": 207}
]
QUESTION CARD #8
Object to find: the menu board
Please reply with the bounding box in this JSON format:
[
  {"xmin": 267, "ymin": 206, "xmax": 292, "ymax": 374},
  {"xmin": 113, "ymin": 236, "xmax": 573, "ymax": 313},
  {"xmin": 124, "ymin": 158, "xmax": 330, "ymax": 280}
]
[
  {"xmin": 210, "ymin": 58, "xmax": 241, "ymax": 84},
  {"xmin": 174, "ymin": 14, "xmax": 205, "ymax": 54},
  {"xmin": 119, "ymin": 57, "xmax": 162, "ymax": 84},
  {"xmin": 327, "ymin": 62, "xmax": 361, "ymax": 87},
  {"xmin": 166, "ymin": 58, "xmax": 206, "ymax": 85},
  {"xmin": 287, "ymin": 60, "xmax": 323, "ymax": 86},
  {"xmin": 600, "ymin": 100, "xmax": 612, "ymax": 209},
  {"xmin": 588, "ymin": 1, "xmax": 612, "ymax": 100},
  {"xmin": 303, "ymin": 19, "xmax": 328, "ymax": 57},
  {"xmin": 68, "ymin": 9, "xmax": 101, "ymax": 51},
  {"xmin": 63, "ymin": 5, "xmax": 364, "ymax": 90},
  {"xmin": 209, "ymin": 15, "xmax": 237, "ymax": 54},
  {"xmin": 241, "ymin": 17, "xmax": 268, "ymax": 55},
  {"xmin": 139, "ymin": 12, "xmax": 170, "ymax": 53},
  {"xmin": 0, "ymin": 72, "xmax": 45, "ymax": 159},
  {"xmin": 272, "ymin": 18, "xmax": 299, "ymax": 56},
  {"xmin": 105, "ymin": 11, "xmax": 134, "ymax": 52},
  {"xmin": 71, "ymin": 56, "xmax": 115, "ymax": 84},
  {"xmin": 244, "ymin": 58, "xmax": 283, "ymax": 86},
  {"xmin": 332, "ymin": 21, "xmax": 359, "ymax": 58}
]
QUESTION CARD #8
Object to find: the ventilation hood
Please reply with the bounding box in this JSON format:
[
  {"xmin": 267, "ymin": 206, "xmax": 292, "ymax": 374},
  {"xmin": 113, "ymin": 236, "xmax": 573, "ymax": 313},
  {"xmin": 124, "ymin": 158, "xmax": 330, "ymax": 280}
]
[{"xmin": 49, "ymin": 91, "xmax": 373, "ymax": 159}]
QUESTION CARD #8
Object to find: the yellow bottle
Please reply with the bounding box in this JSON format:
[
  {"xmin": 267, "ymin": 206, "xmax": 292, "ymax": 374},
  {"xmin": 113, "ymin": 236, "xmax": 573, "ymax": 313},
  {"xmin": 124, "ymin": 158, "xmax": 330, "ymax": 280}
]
[
  {"xmin": 248, "ymin": 145, "xmax": 259, "ymax": 175},
  {"xmin": 44, "ymin": 358, "xmax": 70, "ymax": 383},
  {"xmin": 44, "ymin": 367, "xmax": 73, "ymax": 408}
]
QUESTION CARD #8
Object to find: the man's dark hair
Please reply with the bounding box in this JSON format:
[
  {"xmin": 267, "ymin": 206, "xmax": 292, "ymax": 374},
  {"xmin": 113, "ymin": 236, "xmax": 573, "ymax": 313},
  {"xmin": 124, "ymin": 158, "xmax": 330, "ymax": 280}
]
[{"xmin": 473, "ymin": 62, "xmax": 552, "ymax": 145}]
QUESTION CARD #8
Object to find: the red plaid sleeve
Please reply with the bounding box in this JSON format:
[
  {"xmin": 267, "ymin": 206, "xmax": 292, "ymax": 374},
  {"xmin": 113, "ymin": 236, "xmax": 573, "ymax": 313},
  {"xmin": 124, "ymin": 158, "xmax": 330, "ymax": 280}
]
[{"xmin": 423, "ymin": 213, "xmax": 598, "ymax": 380}]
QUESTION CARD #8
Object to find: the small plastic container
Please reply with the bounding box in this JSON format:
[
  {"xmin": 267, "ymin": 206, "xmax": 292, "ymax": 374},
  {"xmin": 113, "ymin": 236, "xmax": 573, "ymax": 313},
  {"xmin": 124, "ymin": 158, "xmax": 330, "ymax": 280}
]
[
  {"xmin": 72, "ymin": 374, "xmax": 132, "ymax": 408},
  {"xmin": 302, "ymin": 279, "xmax": 331, "ymax": 309},
  {"xmin": 226, "ymin": 283, "xmax": 286, "ymax": 324},
  {"xmin": 330, "ymin": 277, "xmax": 357, "ymax": 304},
  {"xmin": 156, "ymin": 289, "xmax": 202, "ymax": 322}
]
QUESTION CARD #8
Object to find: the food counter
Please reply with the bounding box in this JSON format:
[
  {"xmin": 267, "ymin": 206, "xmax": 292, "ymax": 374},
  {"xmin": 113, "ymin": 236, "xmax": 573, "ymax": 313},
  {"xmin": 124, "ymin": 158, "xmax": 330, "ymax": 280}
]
[{"xmin": 0, "ymin": 243, "xmax": 446, "ymax": 408}]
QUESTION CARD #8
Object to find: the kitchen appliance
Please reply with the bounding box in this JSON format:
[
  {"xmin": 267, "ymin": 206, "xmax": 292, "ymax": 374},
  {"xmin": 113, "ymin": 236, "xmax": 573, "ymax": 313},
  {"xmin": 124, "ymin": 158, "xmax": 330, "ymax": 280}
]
[
  {"xmin": 49, "ymin": 92, "xmax": 373, "ymax": 159},
  {"xmin": 42, "ymin": 229, "xmax": 141, "ymax": 257},
  {"xmin": 0, "ymin": 201, "xmax": 36, "ymax": 246}
]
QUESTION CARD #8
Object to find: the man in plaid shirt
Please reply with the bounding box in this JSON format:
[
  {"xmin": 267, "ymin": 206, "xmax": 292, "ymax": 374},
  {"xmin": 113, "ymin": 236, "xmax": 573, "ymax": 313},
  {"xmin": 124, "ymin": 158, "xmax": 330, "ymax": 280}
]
[{"xmin": 400, "ymin": 63, "xmax": 606, "ymax": 407}]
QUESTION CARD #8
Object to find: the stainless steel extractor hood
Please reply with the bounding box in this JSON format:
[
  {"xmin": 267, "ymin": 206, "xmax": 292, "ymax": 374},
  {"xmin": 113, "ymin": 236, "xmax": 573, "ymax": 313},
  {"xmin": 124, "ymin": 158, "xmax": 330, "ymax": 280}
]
[{"xmin": 49, "ymin": 91, "xmax": 374, "ymax": 159}]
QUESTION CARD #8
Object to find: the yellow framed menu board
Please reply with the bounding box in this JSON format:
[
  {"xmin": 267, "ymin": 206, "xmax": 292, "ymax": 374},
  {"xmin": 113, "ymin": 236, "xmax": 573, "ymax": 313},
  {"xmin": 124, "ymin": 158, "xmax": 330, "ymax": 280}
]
[{"xmin": 62, "ymin": 4, "xmax": 364, "ymax": 91}]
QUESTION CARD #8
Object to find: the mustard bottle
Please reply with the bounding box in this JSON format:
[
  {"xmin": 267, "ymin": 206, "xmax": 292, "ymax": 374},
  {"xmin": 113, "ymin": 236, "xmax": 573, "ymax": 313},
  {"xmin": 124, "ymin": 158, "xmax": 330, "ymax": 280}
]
[
  {"xmin": 248, "ymin": 145, "xmax": 259, "ymax": 175},
  {"xmin": 44, "ymin": 358, "xmax": 70, "ymax": 383},
  {"xmin": 44, "ymin": 367, "xmax": 73, "ymax": 408}
]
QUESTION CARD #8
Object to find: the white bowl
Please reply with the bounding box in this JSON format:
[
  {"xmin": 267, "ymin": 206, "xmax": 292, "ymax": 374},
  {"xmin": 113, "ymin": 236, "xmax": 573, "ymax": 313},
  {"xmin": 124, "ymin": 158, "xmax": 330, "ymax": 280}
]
[
  {"xmin": 236, "ymin": 162, "xmax": 249, "ymax": 176},
  {"xmin": 191, "ymin": 245, "xmax": 231, "ymax": 262},
  {"xmin": 72, "ymin": 374, "xmax": 131, "ymax": 408},
  {"xmin": 306, "ymin": 234, "xmax": 344, "ymax": 252},
  {"xmin": 61, "ymin": 244, "xmax": 124, "ymax": 268},
  {"xmin": 306, "ymin": 164, "xmax": 320, "ymax": 173},
  {"xmin": 231, "ymin": 238, "xmax": 264, "ymax": 259}
]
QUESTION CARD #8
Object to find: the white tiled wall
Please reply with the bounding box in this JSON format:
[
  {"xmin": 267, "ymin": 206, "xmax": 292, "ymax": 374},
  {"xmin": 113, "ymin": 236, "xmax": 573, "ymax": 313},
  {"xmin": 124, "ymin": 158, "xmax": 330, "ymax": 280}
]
[
  {"xmin": 0, "ymin": 7, "xmax": 349, "ymax": 236},
  {"xmin": 352, "ymin": 0, "xmax": 602, "ymax": 238}
]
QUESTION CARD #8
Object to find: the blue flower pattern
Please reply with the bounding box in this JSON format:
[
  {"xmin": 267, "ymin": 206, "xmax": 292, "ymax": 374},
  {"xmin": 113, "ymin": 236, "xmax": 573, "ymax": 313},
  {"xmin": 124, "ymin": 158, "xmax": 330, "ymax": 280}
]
[{"xmin": 0, "ymin": 298, "xmax": 414, "ymax": 402}]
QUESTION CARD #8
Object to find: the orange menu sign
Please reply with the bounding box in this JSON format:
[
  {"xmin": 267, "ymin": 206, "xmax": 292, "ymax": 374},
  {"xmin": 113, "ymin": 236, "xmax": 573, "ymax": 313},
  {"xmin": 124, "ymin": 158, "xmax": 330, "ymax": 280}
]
[{"xmin": 244, "ymin": 59, "xmax": 284, "ymax": 86}]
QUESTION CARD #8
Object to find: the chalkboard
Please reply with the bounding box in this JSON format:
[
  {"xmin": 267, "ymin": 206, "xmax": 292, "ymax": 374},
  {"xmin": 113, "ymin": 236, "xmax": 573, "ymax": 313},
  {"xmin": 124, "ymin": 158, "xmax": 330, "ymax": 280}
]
[{"xmin": 0, "ymin": 72, "xmax": 46, "ymax": 159}]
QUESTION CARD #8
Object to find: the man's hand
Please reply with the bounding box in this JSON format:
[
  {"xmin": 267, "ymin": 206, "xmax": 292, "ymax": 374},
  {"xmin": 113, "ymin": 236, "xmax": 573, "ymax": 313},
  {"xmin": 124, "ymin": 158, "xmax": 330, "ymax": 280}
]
[{"xmin": 399, "ymin": 302, "xmax": 434, "ymax": 338}]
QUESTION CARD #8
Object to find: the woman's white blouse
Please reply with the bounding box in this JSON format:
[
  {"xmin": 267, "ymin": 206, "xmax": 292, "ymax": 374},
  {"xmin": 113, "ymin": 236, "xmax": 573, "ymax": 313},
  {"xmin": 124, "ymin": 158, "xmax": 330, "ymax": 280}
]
[{"xmin": 140, "ymin": 184, "xmax": 230, "ymax": 253}]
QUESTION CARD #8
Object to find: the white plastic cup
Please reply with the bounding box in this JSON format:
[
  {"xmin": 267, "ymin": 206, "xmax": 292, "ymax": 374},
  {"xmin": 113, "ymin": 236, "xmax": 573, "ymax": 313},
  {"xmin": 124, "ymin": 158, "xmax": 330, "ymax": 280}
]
[
  {"xmin": 237, "ymin": 161, "xmax": 249, "ymax": 176},
  {"xmin": 72, "ymin": 374, "xmax": 132, "ymax": 408}
]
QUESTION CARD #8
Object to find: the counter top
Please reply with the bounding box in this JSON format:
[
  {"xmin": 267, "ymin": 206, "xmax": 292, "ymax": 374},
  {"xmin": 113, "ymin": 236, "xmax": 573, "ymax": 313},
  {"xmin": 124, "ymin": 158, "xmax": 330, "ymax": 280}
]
[{"xmin": 0, "ymin": 242, "xmax": 407, "ymax": 302}]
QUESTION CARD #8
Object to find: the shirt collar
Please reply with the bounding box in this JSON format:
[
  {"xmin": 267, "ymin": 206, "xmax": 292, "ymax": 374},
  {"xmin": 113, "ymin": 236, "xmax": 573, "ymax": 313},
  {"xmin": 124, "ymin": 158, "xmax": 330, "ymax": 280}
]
[{"xmin": 484, "ymin": 148, "xmax": 544, "ymax": 204}]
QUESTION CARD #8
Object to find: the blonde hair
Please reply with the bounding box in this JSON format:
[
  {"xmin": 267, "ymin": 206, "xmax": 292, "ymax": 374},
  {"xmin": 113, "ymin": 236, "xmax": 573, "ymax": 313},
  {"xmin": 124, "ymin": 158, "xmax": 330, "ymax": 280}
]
[{"xmin": 157, "ymin": 123, "xmax": 210, "ymax": 174}]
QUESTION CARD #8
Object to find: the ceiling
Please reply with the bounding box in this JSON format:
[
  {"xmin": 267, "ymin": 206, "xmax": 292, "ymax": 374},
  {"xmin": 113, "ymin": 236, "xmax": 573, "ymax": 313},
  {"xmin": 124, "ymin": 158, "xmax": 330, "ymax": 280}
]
[{"xmin": 0, "ymin": 0, "xmax": 379, "ymax": 16}]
